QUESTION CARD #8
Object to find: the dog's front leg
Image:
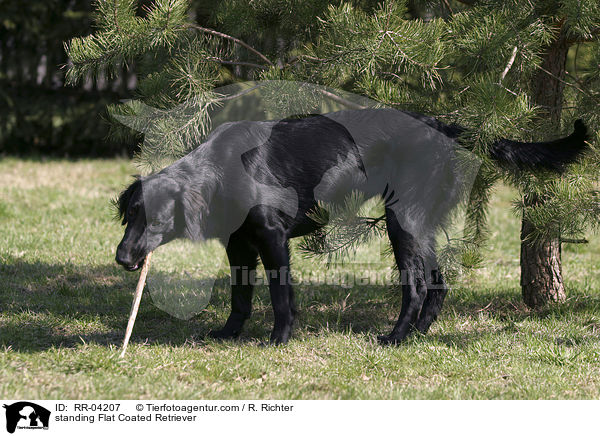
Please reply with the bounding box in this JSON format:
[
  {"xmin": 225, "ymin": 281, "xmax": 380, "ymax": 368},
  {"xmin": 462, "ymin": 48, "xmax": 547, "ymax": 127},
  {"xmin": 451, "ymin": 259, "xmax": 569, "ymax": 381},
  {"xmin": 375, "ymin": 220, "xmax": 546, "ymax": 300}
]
[
  {"xmin": 257, "ymin": 234, "xmax": 296, "ymax": 345},
  {"xmin": 209, "ymin": 234, "xmax": 259, "ymax": 340}
]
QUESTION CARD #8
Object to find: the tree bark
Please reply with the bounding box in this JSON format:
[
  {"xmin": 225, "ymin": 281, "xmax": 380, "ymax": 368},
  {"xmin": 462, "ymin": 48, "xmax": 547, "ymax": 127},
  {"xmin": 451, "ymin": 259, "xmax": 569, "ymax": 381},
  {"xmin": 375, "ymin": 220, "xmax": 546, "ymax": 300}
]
[
  {"xmin": 521, "ymin": 195, "xmax": 565, "ymax": 307},
  {"xmin": 520, "ymin": 28, "xmax": 569, "ymax": 308}
]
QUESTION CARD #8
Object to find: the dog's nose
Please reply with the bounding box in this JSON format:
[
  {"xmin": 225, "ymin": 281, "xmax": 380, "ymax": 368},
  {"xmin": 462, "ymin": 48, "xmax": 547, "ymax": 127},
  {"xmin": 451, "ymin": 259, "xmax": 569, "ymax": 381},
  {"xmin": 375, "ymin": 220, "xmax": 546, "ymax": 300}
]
[{"xmin": 115, "ymin": 247, "xmax": 133, "ymax": 267}]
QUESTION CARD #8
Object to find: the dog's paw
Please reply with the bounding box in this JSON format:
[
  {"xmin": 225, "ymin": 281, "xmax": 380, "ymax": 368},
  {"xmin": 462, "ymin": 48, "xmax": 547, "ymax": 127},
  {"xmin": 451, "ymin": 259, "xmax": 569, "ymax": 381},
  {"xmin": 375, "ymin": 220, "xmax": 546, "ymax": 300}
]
[
  {"xmin": 207, "ymin": 328, "xmax": 239, "ymax": 340},
  {"xmin": 269, "ymin": 328, "xmax": 292, "ymax": 345}
]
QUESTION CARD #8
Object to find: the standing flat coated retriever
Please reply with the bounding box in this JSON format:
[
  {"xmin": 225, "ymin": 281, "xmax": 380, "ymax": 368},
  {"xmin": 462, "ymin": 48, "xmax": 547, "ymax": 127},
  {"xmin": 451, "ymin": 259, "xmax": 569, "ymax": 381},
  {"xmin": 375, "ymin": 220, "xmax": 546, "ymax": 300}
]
[{"xmin": 115, "ymin": 109, "xmax": 588, "ymax": 344}]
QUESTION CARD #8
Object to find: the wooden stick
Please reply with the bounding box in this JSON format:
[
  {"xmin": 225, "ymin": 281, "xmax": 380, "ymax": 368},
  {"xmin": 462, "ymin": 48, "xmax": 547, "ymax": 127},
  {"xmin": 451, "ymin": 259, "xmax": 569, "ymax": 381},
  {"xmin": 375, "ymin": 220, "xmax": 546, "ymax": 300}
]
[{"xmin": 120, "ymin": 252, "xmax": 152, "ymax": 358}]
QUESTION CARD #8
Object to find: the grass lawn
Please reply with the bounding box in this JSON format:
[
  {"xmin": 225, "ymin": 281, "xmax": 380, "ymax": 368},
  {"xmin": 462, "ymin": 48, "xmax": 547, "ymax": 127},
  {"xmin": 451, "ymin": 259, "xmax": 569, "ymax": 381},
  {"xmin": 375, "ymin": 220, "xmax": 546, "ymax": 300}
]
[{"xmin": 0, "ymin": 157, "xmax": 599, "ymax": 399}]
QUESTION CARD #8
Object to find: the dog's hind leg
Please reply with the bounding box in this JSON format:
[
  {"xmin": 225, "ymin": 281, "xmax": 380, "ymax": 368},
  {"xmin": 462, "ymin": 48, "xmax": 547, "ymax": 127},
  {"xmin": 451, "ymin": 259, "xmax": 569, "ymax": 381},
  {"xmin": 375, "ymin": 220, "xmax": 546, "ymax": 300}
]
[
  {"xmin": 378, "ymin": 208, "xmax": 428, "ymax": 345},
  {"xmin": 415, "ymin": 260, "xmax": 448, "ymax": 334},
  {"xmin": 208, "ymin": 234, "xmax": 259, "ymax": 340}
]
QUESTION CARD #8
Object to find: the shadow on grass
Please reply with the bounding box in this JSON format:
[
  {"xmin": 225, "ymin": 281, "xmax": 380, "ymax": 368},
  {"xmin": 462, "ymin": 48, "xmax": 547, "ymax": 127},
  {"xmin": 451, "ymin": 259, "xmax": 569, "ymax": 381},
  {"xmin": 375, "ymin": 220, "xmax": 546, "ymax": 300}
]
[
  {"xmin": 0, "ymin": 256, "xmax": 218, "ymax": 352},
  {"xmin": 1, "ymin": 255, "xmax": 599, "ymax": 353}
]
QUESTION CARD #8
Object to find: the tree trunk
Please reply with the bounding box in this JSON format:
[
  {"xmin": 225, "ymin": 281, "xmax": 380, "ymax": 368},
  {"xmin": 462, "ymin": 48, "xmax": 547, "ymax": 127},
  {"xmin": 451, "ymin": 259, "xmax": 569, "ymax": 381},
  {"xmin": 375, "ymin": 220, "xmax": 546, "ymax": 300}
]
[
  {"xmin": 521, "ymin": 195, "xmax": 565, "ymax": 307},
  {"xmin": 520, "ymin": 28, "xmax": 569, "ymax": 308}
]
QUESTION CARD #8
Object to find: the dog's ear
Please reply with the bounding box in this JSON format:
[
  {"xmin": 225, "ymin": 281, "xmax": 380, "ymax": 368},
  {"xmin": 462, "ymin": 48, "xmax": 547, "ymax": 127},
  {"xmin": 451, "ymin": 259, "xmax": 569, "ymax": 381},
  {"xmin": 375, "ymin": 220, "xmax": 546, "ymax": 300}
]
[
  {"xmin": 114, "ymin": 176, "xmax": 141, "ymax": 225},
  {"xmin": 179, "ymin": 186, "xmax": 207, "ymax": 241}
]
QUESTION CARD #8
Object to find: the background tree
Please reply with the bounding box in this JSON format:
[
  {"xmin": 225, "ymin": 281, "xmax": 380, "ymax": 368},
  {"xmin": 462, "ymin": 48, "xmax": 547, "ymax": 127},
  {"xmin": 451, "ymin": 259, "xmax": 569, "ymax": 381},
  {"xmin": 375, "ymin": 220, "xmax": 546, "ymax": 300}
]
[
  {"xmin": 65, "ymin": 0, "xmax": 600, "ymax": 307},
  {"xmin": 0, "ymin": 0, "xmax": 142, "ymax": 155}
]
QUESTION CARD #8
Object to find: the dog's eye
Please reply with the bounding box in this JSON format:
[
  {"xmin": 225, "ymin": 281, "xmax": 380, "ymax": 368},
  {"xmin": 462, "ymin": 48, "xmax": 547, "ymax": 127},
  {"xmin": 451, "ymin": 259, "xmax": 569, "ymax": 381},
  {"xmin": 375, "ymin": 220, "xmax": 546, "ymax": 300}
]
[{"xmin": 149, "ymin": 218, "xmax": 162, "ymax": 227}]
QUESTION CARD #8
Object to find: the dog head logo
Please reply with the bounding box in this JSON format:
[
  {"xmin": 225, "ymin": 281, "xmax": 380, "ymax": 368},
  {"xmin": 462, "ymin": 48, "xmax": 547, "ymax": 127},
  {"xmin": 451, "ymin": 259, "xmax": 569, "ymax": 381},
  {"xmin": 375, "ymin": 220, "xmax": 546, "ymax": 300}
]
[{"xmin": 3, "ymin": 402, "xmax": 50, "ymax": 433}]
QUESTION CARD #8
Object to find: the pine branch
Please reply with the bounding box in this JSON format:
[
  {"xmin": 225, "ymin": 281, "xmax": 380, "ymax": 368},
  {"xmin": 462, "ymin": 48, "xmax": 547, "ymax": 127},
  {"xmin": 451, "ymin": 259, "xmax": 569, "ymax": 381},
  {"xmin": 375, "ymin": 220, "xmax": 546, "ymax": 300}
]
[
  {"xmin": 205, "ymin": 57, "xmax": 267, "ymax": 70},
  {"xmin": 381, "ymin": 29, "xmax": 445, "ymax": 74},
  {"xmin": 441, "ymin": 0, "xmax": 453, "ymax": 15},
  {"xmin": 187, "ymin": 23, "xmax": 274, "ymax": 67},
  {"xmin": 318, "ymin": 89, "xmax": 367, "ymax": 110},
  {"xmin": 560, "ymin": 238, "xmax": 589, "ymax": 244},
  {"xmin": 112, "ymin": 0, "xmax": 121, "ymax": 34},
  {"xmin": 298, "ymin": 194, "xmax": 387, "ymax": 262},
  {"xmin": 499, "ymin": 46, "xmax": 518, "ymax": 82},
  {"xmin": 566, "ymin": 27, "xmax": 600, "ymax": 43},
  {"xmin": 214, "ymin": 84, "xmax": 265, "ymax": 101}
]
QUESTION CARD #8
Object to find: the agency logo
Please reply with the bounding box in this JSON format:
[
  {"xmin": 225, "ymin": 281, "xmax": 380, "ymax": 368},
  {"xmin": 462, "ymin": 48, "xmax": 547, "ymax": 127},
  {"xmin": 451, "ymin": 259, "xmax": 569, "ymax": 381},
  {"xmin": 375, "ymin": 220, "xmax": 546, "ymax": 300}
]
[{"xmin": 3, "ymin": 402, "xmax": 50, "ymax": 434}]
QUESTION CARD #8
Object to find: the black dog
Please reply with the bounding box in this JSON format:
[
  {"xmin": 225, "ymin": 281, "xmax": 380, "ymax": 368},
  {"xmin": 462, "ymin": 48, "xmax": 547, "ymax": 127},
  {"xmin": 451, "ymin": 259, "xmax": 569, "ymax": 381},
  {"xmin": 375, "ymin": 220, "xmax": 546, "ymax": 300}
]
[{"xmin": 115, "ymin": 109, "xmax": 588, "ymax": 344}]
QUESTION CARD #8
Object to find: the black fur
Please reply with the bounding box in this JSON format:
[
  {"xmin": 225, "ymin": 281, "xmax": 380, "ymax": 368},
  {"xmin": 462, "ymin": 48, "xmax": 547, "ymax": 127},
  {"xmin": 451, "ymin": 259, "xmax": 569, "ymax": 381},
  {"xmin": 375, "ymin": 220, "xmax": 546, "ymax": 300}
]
[
  {"xmin": 115, "ymin": 109, "xmax": 589, "ymax": 344},
  {"xmin": 116, "ymin": 176, "xmax": 141, "ymax": 225},
  {"xmin": 489, "ymin": 119, "xmax": 589, "ymax": 172}
]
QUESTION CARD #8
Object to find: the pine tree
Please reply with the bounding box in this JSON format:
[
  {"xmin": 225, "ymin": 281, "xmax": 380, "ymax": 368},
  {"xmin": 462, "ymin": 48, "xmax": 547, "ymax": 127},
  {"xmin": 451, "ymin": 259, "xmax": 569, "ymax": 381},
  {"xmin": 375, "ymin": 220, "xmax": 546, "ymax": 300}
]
[
  {"xmin": 288, "ymin": 0, "xmax": 600, "ymax": 307},
  {"xmin": 65, "ymin": 0, "xmax": 600, "ymax": 307}
]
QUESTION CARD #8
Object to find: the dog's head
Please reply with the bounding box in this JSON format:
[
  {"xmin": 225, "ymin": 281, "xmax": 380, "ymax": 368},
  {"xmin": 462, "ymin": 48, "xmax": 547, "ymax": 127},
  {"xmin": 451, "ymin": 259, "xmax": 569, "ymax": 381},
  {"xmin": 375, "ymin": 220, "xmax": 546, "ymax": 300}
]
[{"xmin": 114, "ymin": 174, "xmax": 207, "ymax": 271}]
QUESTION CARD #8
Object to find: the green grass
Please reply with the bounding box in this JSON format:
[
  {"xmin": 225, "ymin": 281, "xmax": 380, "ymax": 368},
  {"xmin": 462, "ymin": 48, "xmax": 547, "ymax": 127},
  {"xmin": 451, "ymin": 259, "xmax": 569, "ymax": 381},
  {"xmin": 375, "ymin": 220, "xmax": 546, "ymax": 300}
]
[{"xmin": 0, "ymin": 157, "xmax": 599, "ymax": 399}]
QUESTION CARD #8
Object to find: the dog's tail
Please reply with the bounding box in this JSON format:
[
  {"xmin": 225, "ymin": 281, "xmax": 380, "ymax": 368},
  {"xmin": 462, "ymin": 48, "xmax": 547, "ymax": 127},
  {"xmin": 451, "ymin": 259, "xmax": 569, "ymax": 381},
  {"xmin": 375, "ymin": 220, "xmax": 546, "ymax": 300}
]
[{"xmin": 487, "ymin": 119, "xmax": 589, "ymax": 173}]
